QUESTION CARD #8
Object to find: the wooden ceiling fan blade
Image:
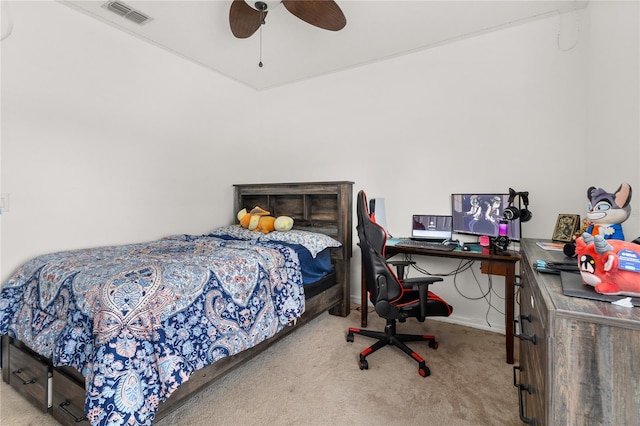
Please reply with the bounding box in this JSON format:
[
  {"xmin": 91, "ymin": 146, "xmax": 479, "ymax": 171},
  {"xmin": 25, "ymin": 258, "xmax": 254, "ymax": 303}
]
[
  {"xmin": 229, "ymin": 0, "xmax": 267, "ymax": 38},
  {"xmin": 282, "ymin": 0, "xmax": 346, "ymax": 31}
]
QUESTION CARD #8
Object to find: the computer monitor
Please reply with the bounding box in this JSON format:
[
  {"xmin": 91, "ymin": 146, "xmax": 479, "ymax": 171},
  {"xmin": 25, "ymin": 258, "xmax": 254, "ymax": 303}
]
[{"xmin": 451, "ymin": 193, "xmax": 521, "ymax": 241}]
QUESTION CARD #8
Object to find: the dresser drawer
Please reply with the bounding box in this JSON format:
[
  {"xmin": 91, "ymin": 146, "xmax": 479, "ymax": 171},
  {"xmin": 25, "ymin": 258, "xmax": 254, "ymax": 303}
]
[
  {"xmin": 51, "ymin": 369, "xmax": 89, "ymax": 425},
  {"xmin": 520, "ymin": 286, "xmax": 546, "ymax": 422},
  {"xmin": 517, "ymin": 263, "xmax": 547, "ymax": 425},
  {"xmin": 7, "ymin": 341, "xmax": 52, "ymax": 413}
]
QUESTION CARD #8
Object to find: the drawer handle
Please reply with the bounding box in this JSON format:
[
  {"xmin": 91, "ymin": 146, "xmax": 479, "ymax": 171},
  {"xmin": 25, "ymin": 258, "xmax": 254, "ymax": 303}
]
[
  {"xmin": 513, "ymin": 366, "xmax": 537, "ymax": 426},
  {"xmin": 514, "ymin": 314, "xmax": 537, "ymax": 344},
  {"xmin": 512, "ymin": 364, "xmax": 521, "ymax": 387},
  {"xmin": 59, "ymin": 400, "xmax": 87, "ymax": 423},
  {"xmin": 12, "ymin": 368, "xmax": 37, "ymax": 385}
]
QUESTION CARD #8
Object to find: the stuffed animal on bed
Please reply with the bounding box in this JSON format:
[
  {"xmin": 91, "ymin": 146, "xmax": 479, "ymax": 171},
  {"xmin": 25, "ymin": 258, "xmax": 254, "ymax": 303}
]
[
  {"xmin": 575, "ymin": 233, "xmax": 640, "ymax": 296},
  {"xmin": 237, "ymin": 206, "xmax": 294, "ymax": 233},
  {"xmin": 564, "ymin": 183, "xmax": 632, "ymax": 257}
]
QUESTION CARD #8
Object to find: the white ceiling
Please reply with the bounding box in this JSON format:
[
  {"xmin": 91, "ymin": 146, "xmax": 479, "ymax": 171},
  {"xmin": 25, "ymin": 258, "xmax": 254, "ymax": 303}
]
[{"xmin": 62, "ymin": 0, "xmax": 588, "ymax": 90}]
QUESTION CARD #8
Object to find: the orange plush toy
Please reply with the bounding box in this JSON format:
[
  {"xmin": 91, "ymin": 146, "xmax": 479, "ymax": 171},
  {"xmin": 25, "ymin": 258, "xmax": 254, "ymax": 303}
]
[{"xmin": 237, "ymin": 206, "xmax": 294, "ymax": 233}]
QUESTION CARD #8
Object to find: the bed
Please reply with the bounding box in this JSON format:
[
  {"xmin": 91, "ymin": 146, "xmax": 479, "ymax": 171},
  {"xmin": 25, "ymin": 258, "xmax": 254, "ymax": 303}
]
[{"xmin": 0, "ymin": 181, "xmax": 353, "ymax": 426}]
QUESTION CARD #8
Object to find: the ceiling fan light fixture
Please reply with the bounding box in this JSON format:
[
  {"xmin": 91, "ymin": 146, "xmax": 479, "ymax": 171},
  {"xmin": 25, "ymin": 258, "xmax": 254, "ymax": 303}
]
[
  {"xmin": 244, "ymin": 0, "xmax": 281, "ymax": 12},
  {"xmin": 230, "ymin": 0, "xmax": 346, "ymax": 39}
]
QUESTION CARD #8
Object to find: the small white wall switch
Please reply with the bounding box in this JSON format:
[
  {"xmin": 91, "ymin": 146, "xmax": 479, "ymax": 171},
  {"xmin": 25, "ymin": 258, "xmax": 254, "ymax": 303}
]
[{"xmin": 0, "ymin": 193, "xmax": 9, "ymax": 212}]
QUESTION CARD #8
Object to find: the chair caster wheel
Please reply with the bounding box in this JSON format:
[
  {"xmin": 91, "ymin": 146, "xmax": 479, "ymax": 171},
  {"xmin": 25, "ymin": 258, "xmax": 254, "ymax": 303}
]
[
  {"xmin": 359, "ymin": 356, "xmax": 368, "ymax": 370},
  {"xmin": 346, "ymin": 333, "xmax": 354, "ymax": 343},
  {"xmin": 419, "ymin": 365, "xmax": 430, "ymax": 377},
  {"xmin": 429, "ymin": 340, "xmax": 438, "ymax": 349}
]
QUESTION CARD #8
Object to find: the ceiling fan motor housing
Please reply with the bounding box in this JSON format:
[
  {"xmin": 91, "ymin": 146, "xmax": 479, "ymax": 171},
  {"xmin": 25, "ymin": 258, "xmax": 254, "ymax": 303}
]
[{"xmin": 246, "ymin": 0, "xmax": 280, "ymax": 12}]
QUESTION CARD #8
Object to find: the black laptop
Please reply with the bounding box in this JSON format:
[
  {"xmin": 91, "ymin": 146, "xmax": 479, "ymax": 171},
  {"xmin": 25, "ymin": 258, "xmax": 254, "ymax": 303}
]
[
  {"xmin": 395, "ymin": 215, "xmax": 455, "ymax": 251},
  {"xmin": 560, "ymin": 271, "xmax": 640, "ymax": 306},
  {"xmin": 411, "ymin": 214, "xmax": 452, "ymax": 242}
]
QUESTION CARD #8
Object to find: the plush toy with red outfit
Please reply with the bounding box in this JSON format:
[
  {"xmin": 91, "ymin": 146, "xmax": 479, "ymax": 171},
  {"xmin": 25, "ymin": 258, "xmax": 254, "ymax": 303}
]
[{"xmin": 575, "ymin": 233, "xmax": 640, "ymax": 296}]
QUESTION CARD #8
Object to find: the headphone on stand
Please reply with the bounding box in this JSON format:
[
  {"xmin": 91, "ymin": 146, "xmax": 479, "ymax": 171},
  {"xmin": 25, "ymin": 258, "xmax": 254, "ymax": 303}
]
[{"xmin": 503, "ymin": 188, "xmax": 532, "ymax": 222}]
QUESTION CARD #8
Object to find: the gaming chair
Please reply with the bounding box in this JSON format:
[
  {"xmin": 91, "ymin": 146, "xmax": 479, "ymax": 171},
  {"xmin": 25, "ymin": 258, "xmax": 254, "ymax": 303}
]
[{"xmin": 347, "ymin": 190, "xmax": 453, "ymax": 377}]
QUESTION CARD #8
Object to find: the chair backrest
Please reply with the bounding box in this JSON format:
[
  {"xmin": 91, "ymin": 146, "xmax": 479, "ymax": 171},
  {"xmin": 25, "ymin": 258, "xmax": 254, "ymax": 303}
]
[{"xmin": 357, "ymin": 190, "xmax": 403, "ymax": 310}]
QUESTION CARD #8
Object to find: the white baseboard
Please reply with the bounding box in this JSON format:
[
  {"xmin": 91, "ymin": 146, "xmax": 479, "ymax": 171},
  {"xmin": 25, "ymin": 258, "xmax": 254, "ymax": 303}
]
[{"xmin": 428, "ymin": 316, "xmax": 506, "ymax": 335}]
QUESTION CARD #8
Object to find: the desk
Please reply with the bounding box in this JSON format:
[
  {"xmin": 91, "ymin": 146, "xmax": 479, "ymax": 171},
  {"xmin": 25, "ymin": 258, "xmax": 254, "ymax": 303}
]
[{"xmin": 360, "ymin": 241, "xmax": 520, "ymax": 364}]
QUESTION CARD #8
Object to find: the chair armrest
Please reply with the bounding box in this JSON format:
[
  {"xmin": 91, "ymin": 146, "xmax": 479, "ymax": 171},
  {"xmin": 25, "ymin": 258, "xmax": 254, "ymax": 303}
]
[
  {"xmin": 401, "ymin": 277, "xmax": 443, "ymax": 287},
  {"xmin": 402, "ymin": 277, "xmax": 443, "ymax": 318},
  {"xmin": 388, "ymin": 260, "xmax": 415, "ymax": 266},
  {"xmin": 387, "ymin": 260, "xmax": 416, "ymax": 278}
]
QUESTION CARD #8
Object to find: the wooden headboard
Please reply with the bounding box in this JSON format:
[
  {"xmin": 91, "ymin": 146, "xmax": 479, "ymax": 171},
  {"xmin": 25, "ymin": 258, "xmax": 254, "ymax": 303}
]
[{"xmin": 234, "ymin": 181, "xmax": 353, "ymax": 317}]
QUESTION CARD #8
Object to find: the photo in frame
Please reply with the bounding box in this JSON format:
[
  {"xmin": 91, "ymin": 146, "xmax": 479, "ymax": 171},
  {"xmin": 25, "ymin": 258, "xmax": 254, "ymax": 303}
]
[{"xmin": 552, "ymin": 214, "xmax": 581, "ymax": 242}]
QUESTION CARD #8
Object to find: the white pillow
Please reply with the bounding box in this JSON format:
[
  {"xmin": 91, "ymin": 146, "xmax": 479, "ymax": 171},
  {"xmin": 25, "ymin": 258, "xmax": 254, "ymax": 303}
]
[
  {"xmin": 259, "ymin": 229, "xmax": 342, "ymax": 257},
  {"xmin": 209, "ymin": 225, "xmax": 260, "ymax": 240},
  {"xmin": 209, "ymin": 226, "xmax": 342, "ymax": 258}
]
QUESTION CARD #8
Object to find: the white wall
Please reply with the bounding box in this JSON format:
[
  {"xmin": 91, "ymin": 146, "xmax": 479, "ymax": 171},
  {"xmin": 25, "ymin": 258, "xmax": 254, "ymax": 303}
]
[
  {"xmin": 1, "ymin": 0, "xmax": 255, "ymax": 254},
  {"xmin": 585, "ymin": 0, "xmax": 640, "ymax": 239},
  {"xmin": 1, "ymin": 1, "xmax": 638, "ymax": 333}
]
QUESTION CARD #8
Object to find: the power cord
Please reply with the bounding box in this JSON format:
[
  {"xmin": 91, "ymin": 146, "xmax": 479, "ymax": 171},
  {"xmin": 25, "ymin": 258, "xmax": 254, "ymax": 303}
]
[
  {"xmin": 403, "ymin": 253, "xmax": 474, "ymax": 278},
  {"xmin": 401, "ymin": 253, "xmax": 508, "ymax": 328},
  {"xmin": 472, "ymin": 268, "xmax": 505, "ymax": 327}
]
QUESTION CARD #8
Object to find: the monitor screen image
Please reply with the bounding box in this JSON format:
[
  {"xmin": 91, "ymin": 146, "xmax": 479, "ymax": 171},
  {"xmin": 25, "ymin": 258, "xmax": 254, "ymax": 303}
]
[{"xmin": 451, "ymin": 193, "xmax": 521, "ymax": 241}]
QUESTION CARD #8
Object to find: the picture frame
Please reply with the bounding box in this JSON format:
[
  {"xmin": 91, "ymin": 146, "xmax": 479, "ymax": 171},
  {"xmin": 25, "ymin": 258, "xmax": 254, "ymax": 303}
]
[{"xmin": 552, "ymin": 214, "xmax": 581, "ymax": 242}]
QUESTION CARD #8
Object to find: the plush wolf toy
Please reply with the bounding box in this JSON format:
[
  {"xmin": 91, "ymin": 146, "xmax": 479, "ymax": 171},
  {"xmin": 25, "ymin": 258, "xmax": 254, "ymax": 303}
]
[
  {"xmin": 564, "ymin": 183, "xmax": 632, "ymax": 257},
  {"xmin": 585, "ymin": 183, "xmax": 632, "ymax": 240}
]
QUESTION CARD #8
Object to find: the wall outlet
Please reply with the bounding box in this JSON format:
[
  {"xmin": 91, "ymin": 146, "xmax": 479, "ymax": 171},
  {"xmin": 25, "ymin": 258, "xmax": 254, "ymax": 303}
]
[{"xmin": 0, "ymin": 193, "xmax": 9, "ymax": 212}]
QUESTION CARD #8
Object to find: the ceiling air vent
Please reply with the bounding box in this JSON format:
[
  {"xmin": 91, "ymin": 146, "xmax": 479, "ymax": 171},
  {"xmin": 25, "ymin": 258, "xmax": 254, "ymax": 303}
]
[{"xmin": 102, "ymin": 1, "xmax": 152, "ymax": 25}]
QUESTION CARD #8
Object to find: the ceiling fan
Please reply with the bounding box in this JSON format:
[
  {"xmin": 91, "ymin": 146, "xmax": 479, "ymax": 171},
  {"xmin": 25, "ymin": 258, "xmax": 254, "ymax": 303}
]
[{"xmin": 229, "ymin": 0, "xmax": 347, "ymax": 39}]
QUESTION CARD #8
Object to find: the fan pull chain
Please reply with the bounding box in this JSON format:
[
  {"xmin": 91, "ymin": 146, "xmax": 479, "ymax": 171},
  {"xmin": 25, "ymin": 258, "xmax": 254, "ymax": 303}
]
[
  {"xmin": 259, "ymin": 26, "xmax": 263, "ymax": 67},
  {"xmin": 258, "ymin": 9, "xmax": 265, "ymax": 67}
]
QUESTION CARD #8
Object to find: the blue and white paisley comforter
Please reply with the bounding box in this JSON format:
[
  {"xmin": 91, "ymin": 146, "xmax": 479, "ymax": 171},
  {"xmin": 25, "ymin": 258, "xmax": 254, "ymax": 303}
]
[{"xmin": 0, "ymin": 234, "xmax": 305, "ymax": 426}]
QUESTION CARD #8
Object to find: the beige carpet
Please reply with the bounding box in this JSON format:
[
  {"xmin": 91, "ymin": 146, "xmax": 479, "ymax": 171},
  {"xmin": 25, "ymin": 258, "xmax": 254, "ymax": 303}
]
[{"xmin": 0, "ymin": 307, "xmax": 520, "ymax": 425}]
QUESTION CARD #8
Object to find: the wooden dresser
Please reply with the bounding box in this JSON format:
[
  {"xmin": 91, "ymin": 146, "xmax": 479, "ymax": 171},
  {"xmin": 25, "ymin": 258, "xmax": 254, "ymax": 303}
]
[{"xmin": 516, "ymin": 239, "xmax": 640, "ymax": 425}]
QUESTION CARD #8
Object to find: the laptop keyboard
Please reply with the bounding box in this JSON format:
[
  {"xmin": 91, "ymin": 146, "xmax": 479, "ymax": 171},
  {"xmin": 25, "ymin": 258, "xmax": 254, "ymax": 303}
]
[{"xmin": 393, "ymin": 240, "xmax": 457, "ymax": 251}]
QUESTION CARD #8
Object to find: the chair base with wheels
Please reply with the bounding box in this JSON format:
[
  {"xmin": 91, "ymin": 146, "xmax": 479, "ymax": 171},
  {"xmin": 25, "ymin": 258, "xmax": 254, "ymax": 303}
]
[{"xmin": 347, "ymin": 318, "xmax": 439, "ymax": 377}]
